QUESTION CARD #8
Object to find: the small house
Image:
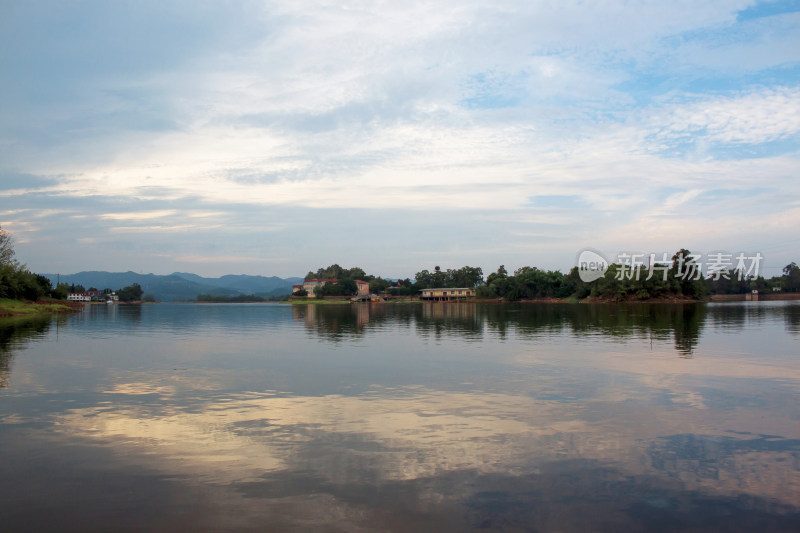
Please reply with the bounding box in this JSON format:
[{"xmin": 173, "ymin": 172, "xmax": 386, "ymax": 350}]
[
  {"xmin": 355, "ymin": 280, "xmax": 370, "ymax": 296},
  {"xmin": 419, "ymin": 288, "xmax": 475, "ymax": 301},
  {"xmin": 292, "ymin": 278, "xmax": 338, "ymax": 298}
]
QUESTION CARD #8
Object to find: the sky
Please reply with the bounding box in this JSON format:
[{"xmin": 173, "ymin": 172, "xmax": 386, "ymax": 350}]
[{"xmin": 1, "ymin": 0, "xmax": 799, "ymax": 279}]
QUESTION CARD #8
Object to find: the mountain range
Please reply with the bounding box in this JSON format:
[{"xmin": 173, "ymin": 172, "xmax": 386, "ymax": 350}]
[{"xmin": 43, "ymin": 271, "xmax": 303, "ymax": 302}]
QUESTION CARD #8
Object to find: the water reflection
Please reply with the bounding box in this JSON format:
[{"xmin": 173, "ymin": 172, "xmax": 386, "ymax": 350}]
[
  {"xmin": 292, "ymin": 302, "xmax": 714, "ymax": 355},
  {"xmin": 45, "ymin": 381, "xmax": 800, "ymax": 530},
  {"xmin": 292, "ymin": 303, "xmax": 375, "ymax": 340},
  {"xmin": 0, "ymin": 302, "xmax": 798, "ymax": 531},
  {"xmin": 292, "ymin": 301, "xmax": 800, "ymax": 357},
  {"xmin": 0, "ymin": 315, "xmax": 58, "ymax": 387},
  {"xmin": 786, "ymin": 304, "xmax": 800, "ymax": 335}
]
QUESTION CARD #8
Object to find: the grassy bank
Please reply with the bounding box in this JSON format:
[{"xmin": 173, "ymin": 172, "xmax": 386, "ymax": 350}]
[{"xmin": 0, "ymin": 298, "xmax": 80, "ymax": 317}]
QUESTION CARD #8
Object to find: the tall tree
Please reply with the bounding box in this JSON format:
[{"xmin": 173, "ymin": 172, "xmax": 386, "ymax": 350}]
[
  {"xmin": 0, "ymin": 226, "xmax": 15, "ymax": 267},
  {"xmin": 784, "ymin": 262, "xmax": 800, "ymax": 292},
  {"xmin": 671, "ymin": 248, "xmax": 705, "ymax": 298},
  {"xmin": 118, "ymin": 283, "xmax": 143, "ymax": 302}
]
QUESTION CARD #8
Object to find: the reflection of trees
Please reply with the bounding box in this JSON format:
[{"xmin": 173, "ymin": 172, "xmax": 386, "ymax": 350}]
[
  {"xmin": 82, "ymin": 302, "xmax": 142, "ymax": 323},
  {"xmin": 484, "ymin": 304, "xmax": 569, "ymax": 340},
  {"xmin": 485, "ymin": 303, "xmax": 706, "ymax": 356},
  {"xmin": 291, "ymin": 303, "xmax": 485, "ymax": 342},
  {"xmin": 293, "ymin": 303, "xmax": 711, "ymax": 356},
  {"xmin": 68, "ymin": 303, "xmax": 143, "ymax": 334},
  {"xmin": 291, "ymin": 304, "xmax": 406, "ymax": 342},
  {"xmin": 706, "ymin": 303, "xmax": 800, "ymax": 333},
  {"xmin": 0, "ymin": 315, "xmax": 53, "ymax": 387},
  {"xmin": 415, "ymin": 303, "xmax": 483, "ymax": 340},
  {"xmin": 786, "ymin": 305, "xmax": 800, "ymax": 336},
  {"xmin": 706, "ymin": 302, "xmax": 800, "ymax": 337},
  {"xmin": 707, "ymin": 303, "xmax": 747, "ymax": 332},
  {"xmin": 671, "ymin": 305, "xmax": 706, "ymax": 357}
]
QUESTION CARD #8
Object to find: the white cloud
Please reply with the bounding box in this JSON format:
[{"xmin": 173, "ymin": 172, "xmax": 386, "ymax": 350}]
[
  {"xmin": 650, "ymin": 87, "xmax": 800, "ymax": 145},
  {"xmin": 3, "ymin": 1, "xmax": 800, "ymax": 275}
]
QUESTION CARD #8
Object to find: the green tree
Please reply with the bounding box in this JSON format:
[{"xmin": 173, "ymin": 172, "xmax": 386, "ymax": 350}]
[
  {"xmin": 414, "ymin": 269, "xmax": 434, "ymax": 288},
  {"xmin": 52, "ymin": 283, "xmax": 69, "ymax": 300},
  {"xmin": 117, "ymin": 283, "xmax": 143, "ymax": 302},
  {"xmin": 0, "ymin": 227, "xmax": 63, "ymax": 301},
  {"xmin": 447, "ymin": 266, "xmax": 484, "ymax": 287},
  {"xmin": 0, "ymin": 226, "xmax": 15, "ymax": 267},
  {"xmin": 346, "ymin": 267, "xmax": 367, "ymax": 280},
  {"xmin": 387, "ymin": 279, "xmax": 417, "ymax": 296},
  {"xmin": 564, "ymin": 267, "xmax": 588, "ymax": 298},
  {"xmin": 671, "ymin": 249, "xmax": 706, "ymax": 298},
  {"xmin": 486, "ymin": 265, "xmax": 508, "ymax": 286},
  {"xmin": 369, "ymin": 278, "xmax": 390, "ymax": 294},
  {"xmin": 784, "ymin": 262, "xmax": 800, "ymax": 292},
  {"xmin": 415, "ymin": 266, "xmax": 482, "ymax": 289},
  {"xmin": 306, "ymin": 264, "xmax": 344, "ymax": 280},
  {"xmin": 318, "ymin": 278, "xmax": 357, "ymax": 296}
]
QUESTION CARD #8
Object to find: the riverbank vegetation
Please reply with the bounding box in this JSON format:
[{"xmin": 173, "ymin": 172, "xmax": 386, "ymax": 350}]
[
  {"xmin": 1, "ymin": 226, "xmax": 67, "ymax": 302},
  {"xmin": 0, "ymin": 298, "xmax": 78, "ymax": 317},
  {"xmin": 0, "ymin": 227, "xmax": 147, "ymax": 308},
  {"xmin": 303, "ymin": 264, "xmax": 486, "ymax": 298},
  {"xmin": 479, "ymin": 253, "xmax": 797, "ymax": 301},
  {"xmin": 305, "ymin": 251, "xmax": 798, "ymax": 303}
]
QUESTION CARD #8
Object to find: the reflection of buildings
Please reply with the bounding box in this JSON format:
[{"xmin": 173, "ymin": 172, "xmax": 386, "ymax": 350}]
[
  {"xmin": 418, "ymin": 302, "xmax": 483, "ymax": 338},
  {"xmin": 292, "ymin": 302, "xmax": 316, "ymax": 325},
  {"xmin": 355, "ymin": 303, "xmax": 370, "ymax": 327},
  {"xmin": 291, "ymin": 303, "xmax": 370, "ymax": 340},
  {"xmin": 421, "ymin": 302, "xmax": 477, "ymax": 321},
  {"xmin": 420, "ymin": 288, "xmax": 475, "ymax": 301}
]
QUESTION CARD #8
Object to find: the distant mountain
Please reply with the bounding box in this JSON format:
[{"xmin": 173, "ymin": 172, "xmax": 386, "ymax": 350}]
[
  {"xmin": 171, "ymin": 272, "xmax": 302, "ymax": 295},
  {"xmin": 43, "ymin": 271, "xmax": 303, "ymax": 302}
]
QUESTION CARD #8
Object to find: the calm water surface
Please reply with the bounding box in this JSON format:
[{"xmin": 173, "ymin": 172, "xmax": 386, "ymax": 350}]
[{"xmin": 1, "ymin": 302, "xmax": 798, "ymax": 532}]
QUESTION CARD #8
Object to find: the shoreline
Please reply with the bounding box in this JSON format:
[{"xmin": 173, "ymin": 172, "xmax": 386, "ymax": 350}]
[
  {"xmin": 0, "ymin": 298, "xmax": 84, "ymax": 318},
  {"xmin": 282, "ymin": 293, "xmax": 800, "ymax": 305}
]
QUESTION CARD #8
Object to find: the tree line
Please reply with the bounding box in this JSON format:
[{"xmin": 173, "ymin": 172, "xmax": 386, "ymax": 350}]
[
  {"xmin": 301, "ymin": 264, "xmax": 485, "ymax": 298},
  {"xmin": 305, "ymin": 252, "xmax": 800, "ymax": 301},
  {"xmin": 1, "ymin": 226, "xmax": 60, "ymax": 301},
  {"xmin": 4, "ymin": 223, "xmax": 798, "ymax": 305},
  {"xmin": 1, "ymin": 226, "xmax": 146, "ymax": 303},
  {"xmin": 478, "ymin": 250, "xmax": 798, "ymax": 301}
]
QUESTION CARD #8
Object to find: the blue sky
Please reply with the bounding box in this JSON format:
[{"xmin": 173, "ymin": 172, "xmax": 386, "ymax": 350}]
[{"xmin": 1, "ymin": 0, "xmax": 799, "ymax": 278}]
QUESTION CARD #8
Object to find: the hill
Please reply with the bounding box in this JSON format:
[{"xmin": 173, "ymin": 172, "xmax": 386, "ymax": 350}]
[
  {"xmin": 42, "ymin": 271, "xmax": 302, "ymax": 302},
  {"xmin": 171, "ymin": 272, "xmax": 301, "ymax": 295}
]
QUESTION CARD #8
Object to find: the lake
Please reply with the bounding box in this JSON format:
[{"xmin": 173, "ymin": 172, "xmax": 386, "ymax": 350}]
[{"xmin": 1, "ymin": 302, "xmax": 798, "ymax": 532}]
